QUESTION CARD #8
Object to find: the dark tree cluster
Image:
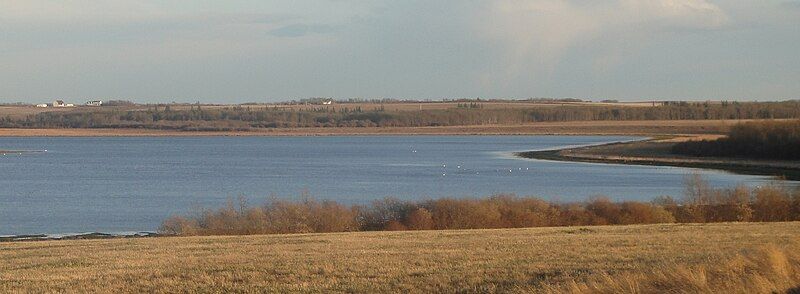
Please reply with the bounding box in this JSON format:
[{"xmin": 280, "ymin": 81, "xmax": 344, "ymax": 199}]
[{"xmin": 672, "ymin": 120, "xmax": 800, "ymax": 160}]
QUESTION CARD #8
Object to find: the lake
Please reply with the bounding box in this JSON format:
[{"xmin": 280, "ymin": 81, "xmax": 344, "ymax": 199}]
[{"xmin": 0, "ymin": 136, "xmax": 778, "ymax": 235}]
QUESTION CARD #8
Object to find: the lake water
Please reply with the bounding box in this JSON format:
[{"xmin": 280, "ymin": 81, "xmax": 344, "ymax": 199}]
[{"xmin": 0, "ymin": 136, "xmax": 778, "ymax": 235}]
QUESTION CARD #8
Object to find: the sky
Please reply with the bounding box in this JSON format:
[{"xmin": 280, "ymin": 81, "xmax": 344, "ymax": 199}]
[{"xmin": 1, "ymin": 0, "xmax": 799, "ymax": 103}]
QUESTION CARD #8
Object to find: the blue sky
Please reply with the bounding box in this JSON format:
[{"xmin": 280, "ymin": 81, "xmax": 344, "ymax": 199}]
[{"xmin": 1, "ymin": 0, "xmax": 799, "ymax": 103}]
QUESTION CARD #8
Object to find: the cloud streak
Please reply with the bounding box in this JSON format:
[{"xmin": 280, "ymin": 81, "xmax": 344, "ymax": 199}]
[
  {"xmin": 0, "ymin": 1, "xmax": 798, "ymax": 102},
  {"xmin": 476, "ymin": 0, "xmax": 730, "ymax": 81}
]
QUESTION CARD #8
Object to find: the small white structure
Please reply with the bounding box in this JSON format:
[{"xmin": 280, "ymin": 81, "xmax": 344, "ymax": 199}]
[
  {"xmin": 52, "ymin": 100, "xmax": 75, "ymax": 107},
  {"xmin": 86, "ymin": 100, "xmax": 103, "ymax": 106},
  {"xmin": 322, "ymin": 100, "xmax": 333, "ymax": 105},
  {"xmin": 36, "ymin": 103, "xmax": 48, "ymax": 108}
]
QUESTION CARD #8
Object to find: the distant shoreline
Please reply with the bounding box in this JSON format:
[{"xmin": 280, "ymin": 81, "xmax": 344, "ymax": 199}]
[
  {"xmin": 0, "ymin": 119, "xmax": 746, "ymax": 137},
  {"xmin": 517, "ymin": 137, "xmax": 800, "ymax": 180}
]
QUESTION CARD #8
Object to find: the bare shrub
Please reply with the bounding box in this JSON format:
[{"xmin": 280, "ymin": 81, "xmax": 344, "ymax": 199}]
[
  {"xmin": 159, "ymin": 216, "xmax": 199, "ymax": 236},
  {"xmin": 159, "ymin": 177, "xmax": 796, "ymax": 236},
  {"xmin": 427, "ymin": 198, "xmax": 502, "ymax": 229},
  {"xmin": 585, "ymin": 196, "xmax": 620, "ymax": 225},
  {"xmin": 406, "ymin": 208, "xmax": 434, "ymax": 230},
  {"xmin": 753, "ymin": 185, "xmax": 793, "ymax": 222},
  {"xmin": 618, "ymin": 202, "xmax": 676, "ymax": 224}
]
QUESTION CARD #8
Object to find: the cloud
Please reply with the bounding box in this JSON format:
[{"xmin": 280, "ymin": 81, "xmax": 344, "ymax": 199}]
[
  {"xmin": 269, "ymin": 24, "xmax": 335, "ymax": 38},
  {"xmin": 1, "ymin": 1, "xmax": 797, "ymax": 102},
  {"xmin": 475, "ymin": 0, "xmax": 730, "ymax": 82},
  {"xmin": 780, "ymin": 1, "xmax": 800, "ymax": 9}
]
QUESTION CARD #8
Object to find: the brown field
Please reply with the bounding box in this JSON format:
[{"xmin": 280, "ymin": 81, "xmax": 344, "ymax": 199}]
[
  {"xmin": 131, "ymin": 100, "xmax": 658, "ymax": 112},
  {"xmin": 2, "ymin": 222, "xmax": 799, "ymax": 293},
  {"xmin": 0, "ymin": 100, "xmax": 655, "ymax": 118},
  {"xmin": 0, "ymin": 119, "xmax": 744, "ymax": 137},
  {"xmin": 0, "ymin": 105, "xmax": 147, "ymax": 119}
]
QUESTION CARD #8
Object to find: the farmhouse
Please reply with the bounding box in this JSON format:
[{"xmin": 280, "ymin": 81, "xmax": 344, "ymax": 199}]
[{"xmin": 52, "ymin": 100, "xmax": 75, "ymax": 107}]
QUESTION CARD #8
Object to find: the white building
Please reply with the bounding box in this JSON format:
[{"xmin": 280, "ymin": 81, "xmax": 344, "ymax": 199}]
[
  {"xmin": 52, "ymin": 100, "xmax": 75, "ymax": 107},
  {"xmin": 86, "ymin": 100, "xmax": 103, "ymax": 106},
  {"xmin": 36, "ymin": 103, "xmax": 48, "ymax": 108}
]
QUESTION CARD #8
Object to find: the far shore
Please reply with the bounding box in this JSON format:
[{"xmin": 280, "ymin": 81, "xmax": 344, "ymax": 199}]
[
  {"xmin": 0, "ymin": 119, "xmax": 751, "ymax": 137},
  {"xmin": 517, "ymin": 136, "xmax": 800, "ymax": 180}
]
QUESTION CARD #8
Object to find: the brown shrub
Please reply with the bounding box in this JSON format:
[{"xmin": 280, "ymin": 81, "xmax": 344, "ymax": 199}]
[
  {"xmin": 618, "ymin": 202, "xmax": 676, "ymax": 224},
  {"xmin": 406, "ymin": 208, "xmax": 434, "ymax": 230},
  {"xmin": 558, "ymin": 204, "xmax": 605, "ymax": 226},
  {"xmin": 489, "ymin": 195, "xmax": 559, "ymax": 228},
  {"xmin": 307, "ymin": 200, "xmax": 359, "ymax": 233},
  {"xmin": 753, "ymin": 185, "xmax": 793, "ymax": 222},
  {"xmin": 585, "ymin": 196, "xmax": 620, "ymax": 225},
  {"xmin": 428, "ymin": 198, "xmax": 502, "ymax": 229},
  {"xmin": 384, "ymin": 220, "xmax": 407, "ymax": 231},
  {"xmin": 158, "ymin": 176, "xmax": 796, "ymax": 236},
  {"xmin": 159, "ymin": 216, "xmax": 199, "ymax": 236}
]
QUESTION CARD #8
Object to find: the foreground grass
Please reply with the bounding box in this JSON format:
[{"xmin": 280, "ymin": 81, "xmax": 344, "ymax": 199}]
[{"xmin": 2, "ymin": 222, "xmax": 800, "ymax": 293}]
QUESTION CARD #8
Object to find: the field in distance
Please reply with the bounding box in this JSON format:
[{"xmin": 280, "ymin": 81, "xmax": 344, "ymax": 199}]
[
  {"xmin": 0, "ymin": 100, "xmax": 657, "ymax": 118},
  {"xmin": 3, "ymin": 222, "xmax": 800, "ymax": 293},
  {"xmin": 0, "ymin": 119, "xmax": 743, "ymax": 137}
]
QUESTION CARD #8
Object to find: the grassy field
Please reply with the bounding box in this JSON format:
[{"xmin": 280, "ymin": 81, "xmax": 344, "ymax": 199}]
[{"xmin": 2, "ymin": 222, "xmax": 799, "ymax": 293}]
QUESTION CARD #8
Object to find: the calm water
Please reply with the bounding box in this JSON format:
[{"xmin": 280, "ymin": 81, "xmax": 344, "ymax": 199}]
[{"xmin": 0, "ymin": 136, "xmax": 778, "ymax": 235}]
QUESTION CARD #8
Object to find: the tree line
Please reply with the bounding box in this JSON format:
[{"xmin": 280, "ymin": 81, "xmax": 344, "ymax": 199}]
[
  {"xmin": 1, "ymin": 101, "xmax": 799, "ymax": 131},
  {"xmin": 160, "ymin": 175, "xmax": 800, "ymax": 236},
  {"xmin": 672, "ymin": 119, "xmax": 800, "ymax": 160}
]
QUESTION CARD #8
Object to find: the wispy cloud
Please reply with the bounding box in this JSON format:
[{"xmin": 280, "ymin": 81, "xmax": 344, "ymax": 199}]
[
  {"xmin": 269, "ymin": 24, "xmax": 335, "ymax": 38},
  {"xmin": 780, "ymin": 1, "xmax": 800, "ymax": 9},
  {"xmin": 474, "ymin": 0, "xmax": 730, "ymax": 83}
]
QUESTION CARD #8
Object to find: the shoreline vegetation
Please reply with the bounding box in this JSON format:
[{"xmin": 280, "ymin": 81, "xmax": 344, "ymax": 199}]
[
  {"xmin": 518, "ymin": 120, "xmax": 800, "ymax": 180},
  {"xmin": 159, "ymin": 175, "xmax": 799, "ymax": 236},
  {"xmin": 517, "ymin": 138, "xmax": 800, "ymax": 180},
  {"xmin": 0, "ymin": 119, "xmax": 743, "ymax": 137},
  {"xmin": 673, "ymin": 119, "xmax": 800, "ymax": 160}
]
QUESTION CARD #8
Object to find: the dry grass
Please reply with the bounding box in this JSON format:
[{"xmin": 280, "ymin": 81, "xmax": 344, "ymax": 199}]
[
  {"xmin": 551, "ymin": 241, "xmax": 800, "ymax": 293},
  {"xmin": 2, "ymin": 222, "xmax": 800, "ymax": 293}
]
